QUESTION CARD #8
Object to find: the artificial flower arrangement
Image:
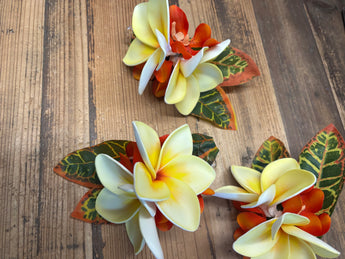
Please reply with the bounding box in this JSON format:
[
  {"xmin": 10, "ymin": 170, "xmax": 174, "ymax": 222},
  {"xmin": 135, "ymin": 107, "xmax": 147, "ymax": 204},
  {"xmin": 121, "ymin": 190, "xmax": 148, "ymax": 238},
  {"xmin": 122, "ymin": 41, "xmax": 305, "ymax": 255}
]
[
  {"xmin": 54, "ymin": 123, "xmax": 344, "ymax": 258},
  {"xmin": 123, "ymin": 0, "xmax": 260, "ymax": 130},
  {"xmin": 54, "ymin": 121, "xmax": 219, "ymax": 258},
  {"xmin": 213, "ymin": 124, "xmax": 344, "ymax": 258}
]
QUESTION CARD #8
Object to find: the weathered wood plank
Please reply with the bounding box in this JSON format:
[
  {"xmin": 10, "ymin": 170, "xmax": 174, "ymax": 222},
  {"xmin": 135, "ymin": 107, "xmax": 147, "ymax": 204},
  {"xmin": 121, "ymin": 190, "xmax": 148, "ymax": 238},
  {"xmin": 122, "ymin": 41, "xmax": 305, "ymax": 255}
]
[
  {"xmin": 0, "ymin": 1, "xmax": 45, "ymax": 258},
  {"xmin": 36, "ymin": 0, "xmax": 92, "ymax": 258},
  {"xmin": 252, "ymin": 0, "xmax": 345, "ymax": 157},
  {"xmin": 252, "ymin": 0, "xmax": 345, "ymax": 255},
  {"xmin": 304, "ymin": 0, "xmax": 345, "ymax": 129}
]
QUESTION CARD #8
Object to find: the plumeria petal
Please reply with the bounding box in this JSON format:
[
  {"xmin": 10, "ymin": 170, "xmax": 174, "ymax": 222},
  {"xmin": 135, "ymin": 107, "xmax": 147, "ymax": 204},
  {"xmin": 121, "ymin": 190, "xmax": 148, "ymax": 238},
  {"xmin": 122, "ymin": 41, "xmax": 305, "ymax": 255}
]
[
  {"xmin": 261, "ymin": 158, "xmax": 300, "ymax": 191},
  {"xmin": 148, "ymin": 0, "xmax": 169, "ymax": 42},
  {"xmin": 139, "ymin": 208, "xmax": 164, "ymax": 259},
  {"xmin": 233, "ymin": 219, "xmax": 278, "ymax": 257},
  {"xmin": 134, "ymin": 162, "xmax": 170, "ymax": 202},
  {"xmin": 138, "ymin": 48, "xmax": 162, "ymax": 95},
  {"xmin": 123, "ymin": 38, "xmax": 156, "ymax": 66},
  {"xmin": 159, "ymin": 155, "xmax": 215, "ymax": 194},
  {"xmin": 193, "ymin": 63, "xmax": 223, "ymax": 92},
  {"xmin": 175, "ymin": 75, "xmax": 200, "ymax": 115},
  {"xmin": 213, "ymin": 185, "xmax": 259, "ymax": 203},
  {"xmin": 118, "ymin": 184, "xmax": 135, "ymax": 195},
  {"xmin": 95, "ymin": 188, "xmax": 141, "ymax": 224},
  {"xmin": 132, "ymin": 121, "xmax": 161, "ymax": 178},
  {"xmin": 140, "ymin": 200, "xmax": 157, "ymax": 217},
  {"xmin": 253, "ymin": 232, "xmax": 290, "ymax": 259},
  {"xmin": 155, "ymin": 29, "xmax": 170, "ymax": 70},
  {"xmin": 242, "ymin": 184, "xmax": 276, "ymax": 209},
  {"xmin": 95, "ymin": 154, "xmax": 133, "ymax": 195},
  {"xmin": 157, "ymin": 176, "xmax": 200, "ymax": 231},
  {"xmin": 180, "ymin": 47, "xmax": 207, "ymax": 78},
  {"xmin": 164, "ymin": 60, "xmax": 187, "ymax": 104},
  {"xmin": 282, "ymin": 225, "xmax": 340, "ymax": 258},
  {"xmin": 200, "ymin": 39, "xmax": 230, "ymax": 63},
  {"xmin": 132, "ymin": 3, "xmax": 158, "ymax": 48},
  {"xmin": 158, "ymin": 124, "xmax": 193, "ymax": 168},
  {"xmin": 271, "ymin": 213, "xmax": 309, "ymax": 240},
  {"xmin": 289, "ymin": 236, "xmax": 317, "ymax": 259},
  {"xmin": 231, "ymin": 166, "xmax": 261, "ymax": 194},
  {"xmin": 271, "ymin": 169, "xmax": 316, "ymax": 205},
  {"xmin": 125, "ymin": 211, "xmax": 145, "ymax": 255}
]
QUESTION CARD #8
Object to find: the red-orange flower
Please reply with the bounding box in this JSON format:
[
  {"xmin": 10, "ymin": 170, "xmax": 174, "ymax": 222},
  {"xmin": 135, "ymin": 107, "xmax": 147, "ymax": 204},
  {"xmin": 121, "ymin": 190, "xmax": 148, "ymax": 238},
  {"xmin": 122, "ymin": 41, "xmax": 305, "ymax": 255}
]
[{"xmin": 169, "ymin": 5, "xmax": 219, "ymax": 59}]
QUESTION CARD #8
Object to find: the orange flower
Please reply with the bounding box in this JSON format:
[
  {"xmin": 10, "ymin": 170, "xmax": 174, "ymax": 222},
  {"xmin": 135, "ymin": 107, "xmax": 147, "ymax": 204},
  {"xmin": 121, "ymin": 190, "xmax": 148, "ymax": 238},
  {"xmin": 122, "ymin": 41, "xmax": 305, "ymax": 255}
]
[{"xmin": 169, "ymin": 5, "xmax": 219, "ymax": 59}]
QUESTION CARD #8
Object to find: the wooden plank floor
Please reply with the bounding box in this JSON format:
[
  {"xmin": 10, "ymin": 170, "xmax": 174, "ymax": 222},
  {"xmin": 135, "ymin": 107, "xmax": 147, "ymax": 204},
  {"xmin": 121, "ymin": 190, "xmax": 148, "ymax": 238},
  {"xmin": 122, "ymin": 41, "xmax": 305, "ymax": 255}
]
[{"xmin": 0, "ymin": 0, "xmax": 344, "ymax": 258}]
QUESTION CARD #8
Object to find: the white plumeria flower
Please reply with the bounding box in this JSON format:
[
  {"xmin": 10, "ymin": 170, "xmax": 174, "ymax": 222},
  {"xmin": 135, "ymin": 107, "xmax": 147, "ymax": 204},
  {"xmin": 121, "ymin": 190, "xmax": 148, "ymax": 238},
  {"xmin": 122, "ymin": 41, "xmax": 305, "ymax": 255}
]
[
  {"xmin": 214, "ymin": 158, "xmax": 316, "ymax": 217},
  {"xmin": 132, "ymin": 121, "xmax": 216, "ymax": 231},
  {"xmin": 164, "ymin": 39, "xmax": 230, "ymax": 115},
  {"xmin": 233, "ymin": 212, "xmax": 340, "ymax": 258},
  {"xmin": 123, "ymin": 0, "xmax": 172, "ymax": 95},
  {"xmin": 95, "ymin": 154, "xmax": 164, "ymax": 259}
]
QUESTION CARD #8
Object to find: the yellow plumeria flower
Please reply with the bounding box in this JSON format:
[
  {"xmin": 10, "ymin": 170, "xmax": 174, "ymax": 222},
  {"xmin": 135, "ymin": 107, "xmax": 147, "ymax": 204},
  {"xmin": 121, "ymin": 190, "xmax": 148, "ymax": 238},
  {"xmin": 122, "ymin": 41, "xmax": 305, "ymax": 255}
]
[
  {"xmin": 123, "ymin": 0, "xmax": 171, "ymax": 95},
  {"xmin": 164, "ymin": 39, "xmax": 230, "ymax": 115},
  {"xmin": 233, "ymin": 212, "xmax": 340, "ymax": 258},
  {"xmin": 214, "ymin": 158, "xmax": 316, "ymax": 217},
  {"xmin": 95, "ymin": 154, "xmax": 164, "ymax": 258},
  {"xmin": 133, "ymin": 121, "xmax": 216, "ymax": 231}
]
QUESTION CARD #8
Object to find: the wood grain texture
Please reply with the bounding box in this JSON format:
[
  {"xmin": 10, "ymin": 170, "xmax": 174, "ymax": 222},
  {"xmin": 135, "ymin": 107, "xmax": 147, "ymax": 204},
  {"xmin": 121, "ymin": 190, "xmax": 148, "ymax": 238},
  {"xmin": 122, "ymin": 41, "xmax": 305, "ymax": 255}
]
[
  {"xmin": 252, "ymin": 0, "xmax": 345, "ymax": 255},
  {"xmin": 0, "ymin": 0, "xmax": 344, "ymax": 258}
]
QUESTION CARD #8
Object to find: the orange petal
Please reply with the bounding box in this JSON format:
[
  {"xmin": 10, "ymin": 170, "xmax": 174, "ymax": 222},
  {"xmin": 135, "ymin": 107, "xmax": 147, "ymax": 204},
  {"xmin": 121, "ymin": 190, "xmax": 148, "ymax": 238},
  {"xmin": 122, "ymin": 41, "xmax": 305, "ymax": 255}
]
[
  {"xmin": 233, "ymin": 227, "xmax": 246, "ymax": 241},
  {"xmin": 119, "ymin": 153, "xmax": 134, "ymax": 173},
  {"xmin": 319, "ymin": 213, "xmax": 331, "ymax": 235},
  {"xmin": 190, "ymin": 23, "xmax": 212, "ymax": 48},
  {"xmin": 171, "ymin": 41, "xmax": 193, "ymax": 59},
  {"xmin": 155, "ymin": 209, "xmax": 173, "ymax": 231},
  {"xmin": 132, "ymin": 63, "xmax": 145, "ymax": 80},
  {"xmin": 298, "ymin": 211, "xmax": 323, "ymax": 236},
  {"xmin": 198, "ymin": 195, "xmax": 204, "ymax": 213},
  {"xmin": 237, "ymin": 212, "xmax": 266, "ymax": 232},
  {"xmin": 202, "ymin": 188, "xmax": 215, "ymax": 196},
  {"xmin": 154, "ymin": 60, "xmax": 173, "ymax": 83},
  {"xmin": 152, "ymin": 80, "xmax": 168, "ymax": 98},
  {"xmin": 169, "ymin": 5, "xmax": 189, "ymax": 36},
  {"xmin": 159, "ymin": 134, "xmax": 169, "ymax": 145},
  {"xmin": 203, "ymin": 38, "xmax": 219, "ymax": 47},
  {"xmin": 301, "ymin": 188, "xmax": 324, "ymax": 213},
  {"xmin": 282, "ymin": 195, "xmax": 303, "ymax": 214}
]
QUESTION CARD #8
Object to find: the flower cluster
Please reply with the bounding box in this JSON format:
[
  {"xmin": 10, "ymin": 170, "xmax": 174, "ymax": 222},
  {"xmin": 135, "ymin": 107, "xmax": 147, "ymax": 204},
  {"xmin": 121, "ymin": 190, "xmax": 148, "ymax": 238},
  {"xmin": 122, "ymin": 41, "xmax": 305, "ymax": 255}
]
[
  {"xmin": 214, "ymin": 158, "xmax": 340, "ymax": 258},
  {"xmin": 123, "ymin": 0, "xmax": 230, "ymax": 115},
  {"xmin": 94, "ymin": 121, "xmax": 216, "ymax": 258}
]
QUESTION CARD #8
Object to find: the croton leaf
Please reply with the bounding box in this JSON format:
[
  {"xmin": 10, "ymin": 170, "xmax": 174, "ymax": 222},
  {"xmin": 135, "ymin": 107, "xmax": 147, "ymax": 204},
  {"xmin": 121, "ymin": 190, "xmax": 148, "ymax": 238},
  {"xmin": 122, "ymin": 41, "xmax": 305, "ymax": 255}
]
[
  {"xmin": 71, "ymin": 187, "xmax": 109, "ymax": 224},
  {"xmin": 192, "ymin": 133, "xmax": 219, "ymax": 165},
  {"xmin": 191, "ymin": 86, "xmax": 237, "ymax": 130},
  {"xmin": 299, "ymin": 124, "xmax": 345, "ymax": 216},
  {"xmin": 54, "ymin": 140, "xmax": 131, "ymax": 188},
  {"xmin": 211, "ymin": 47, "xmax": 260, "ymax": 87},
  {"xmin": 252, "ymin": 136, "xmax": 290, "ymax": 172}
]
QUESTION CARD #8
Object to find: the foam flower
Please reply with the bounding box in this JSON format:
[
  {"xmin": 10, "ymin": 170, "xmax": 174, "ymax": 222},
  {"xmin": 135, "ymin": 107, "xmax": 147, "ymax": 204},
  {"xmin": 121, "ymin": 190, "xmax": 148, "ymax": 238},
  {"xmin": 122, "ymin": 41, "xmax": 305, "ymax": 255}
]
[
  {"xmin": 164, "ymin": 39, "xmax": 230, "ymax": 115},
  {"xmin": 132, "ymin": 121, "xmax": 216, "ymax": 231},
  {"xmin": 233, "ymin": 212, "xmax": 340, "ymax": 258},
  {"xmin": 123, "ymin": 0, "xmax": 171, "ymax": 94},
  {"xmin": 95, "ymin": 154, "xmax": 164, "ymax": 258},
  {"xmin": 213, "ymin": 158, "xmax": 316, "ymax": 217}
]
